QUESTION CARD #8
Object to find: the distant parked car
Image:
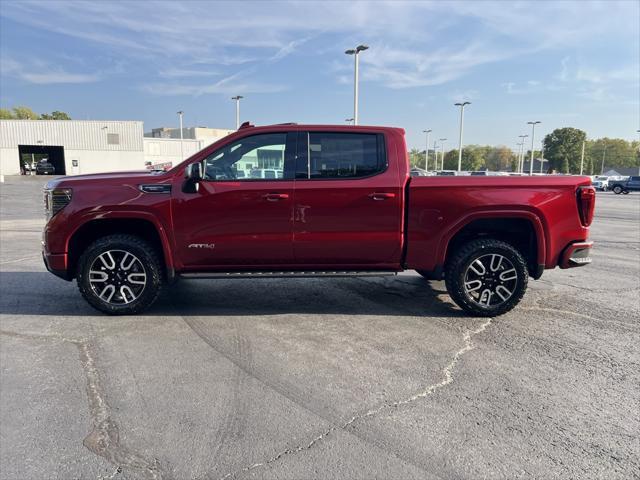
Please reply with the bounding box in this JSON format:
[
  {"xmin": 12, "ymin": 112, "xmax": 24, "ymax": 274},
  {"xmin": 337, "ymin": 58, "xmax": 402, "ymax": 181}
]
[
  {"xmin": 591, "ymin": 176, "xmax": 609, "ymax": 191},
  {"xmin": 410, "ymin": 167, "xmax": 428, "ymax": 176},
  {"xmin": 35, "ymin": 161, "xmax": 55, "ymax": 175},
  {"xmin": 609, "ymin": 176, "xmax": 640, "ymax": 194}
]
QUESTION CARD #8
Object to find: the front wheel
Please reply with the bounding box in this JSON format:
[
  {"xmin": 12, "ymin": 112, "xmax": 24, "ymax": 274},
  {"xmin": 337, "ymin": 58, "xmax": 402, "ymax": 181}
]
[
  {"xmin": 613, "ymin": 185, "xmax": 623, "ymax": 194},
  {"xmin": 77, "ymin": 234, "xmax": 164, "ymax": 315},
  {"xmin": 445, "ymin": 239, "xmax": 528, "ymax": 317}
]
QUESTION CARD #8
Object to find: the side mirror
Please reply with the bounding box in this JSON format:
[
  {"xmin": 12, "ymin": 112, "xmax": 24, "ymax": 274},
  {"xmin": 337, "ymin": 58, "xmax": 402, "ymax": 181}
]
[{"xmin": 185, "ymin": 162, "xmax": 203, "ymax": 182}]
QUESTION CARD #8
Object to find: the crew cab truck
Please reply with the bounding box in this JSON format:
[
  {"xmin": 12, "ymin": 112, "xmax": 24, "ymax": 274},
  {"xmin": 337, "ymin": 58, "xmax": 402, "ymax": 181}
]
[
  {"xmin": 609, "ymin": 176, "xmax": 640, "ymax": 194},
  {"xmin": 42, "ymin": 123, "xmax": 595, "ymax": 316}
]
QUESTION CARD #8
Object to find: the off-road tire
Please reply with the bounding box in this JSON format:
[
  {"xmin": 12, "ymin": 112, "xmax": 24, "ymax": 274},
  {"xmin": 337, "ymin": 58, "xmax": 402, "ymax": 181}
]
[
  {"xmin": 445, "ymin": 238, "xmax": 528, "ymax": 317},
  {"xmin": 77, "ymin": 234, "xmax": 163, "ymax": 315}
]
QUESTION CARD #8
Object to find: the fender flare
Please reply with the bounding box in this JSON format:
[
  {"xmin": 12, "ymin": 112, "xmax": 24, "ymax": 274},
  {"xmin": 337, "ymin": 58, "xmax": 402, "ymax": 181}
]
[
  {"xmin": 436, "ymin": 209, "xmax": 548, "ymax": 270},
  {"xmin": 65, "ymin": 211, "xmax": 176, "ymax": 281}
]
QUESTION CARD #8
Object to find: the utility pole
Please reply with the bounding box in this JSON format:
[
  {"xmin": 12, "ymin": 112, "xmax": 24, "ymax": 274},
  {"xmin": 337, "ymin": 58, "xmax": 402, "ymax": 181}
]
[
  {"xmin": 345, "ymin": 45, "xmax": 369, "ymax": 125},
  {"xmin": 518, "ymin": 135, "xmax": 528, "ymax": 173},
  {"xmin": 231, "ymin": 96, "xmax": 243, "ymax": 130},
  {"xmin": 455, "ymin": 102, "xmax": 471, "ymax": 172},
  {"xmin": 423, "ymin": 129, "xmax": 432, "ymax": 170},
  {"xmin": 579, "ymin": 140, "xmax": 586, "ymax": 175},
  {"xmin": 527, "ymin": 121, "xmax": 541, "ymax": 175},
  {"xmin": 600, "ymin": 143, "xmax": 607, "ymax": 175},
  {"xmin": 177, "ymin": 111, "xmax": 184, "ymax": 160},
  {"xmin": 439, "ymin": 139, "xmax": 447, "ymax": 170}
]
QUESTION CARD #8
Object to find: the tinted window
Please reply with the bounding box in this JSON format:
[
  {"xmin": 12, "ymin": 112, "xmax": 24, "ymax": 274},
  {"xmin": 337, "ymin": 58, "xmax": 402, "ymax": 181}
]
[
  {"xmin": 299, "ymin": 132, "xmax": 385, "ymax": 179},
  {"xmin": 203, "ymin": 133, "xmax": 288, "ymax": 181}
]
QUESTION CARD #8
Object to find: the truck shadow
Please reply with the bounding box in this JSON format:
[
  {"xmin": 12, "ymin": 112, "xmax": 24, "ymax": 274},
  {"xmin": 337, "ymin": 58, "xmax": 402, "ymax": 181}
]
[{"xmin": 0, "ymin": 271, "xmax": 465, "ymax": 318}]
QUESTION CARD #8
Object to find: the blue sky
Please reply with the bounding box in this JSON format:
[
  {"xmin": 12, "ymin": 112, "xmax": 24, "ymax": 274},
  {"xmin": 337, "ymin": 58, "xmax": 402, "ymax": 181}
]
[{"xmin": 1, "ymin": 0, "xmax": 638, "ymax": 150}]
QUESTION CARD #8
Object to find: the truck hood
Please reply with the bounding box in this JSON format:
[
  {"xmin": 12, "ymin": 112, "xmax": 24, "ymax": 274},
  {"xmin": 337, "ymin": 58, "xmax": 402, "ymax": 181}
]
[{"xmin": 46, "ymin": 170, "xmax": 170, "ymax": 189}]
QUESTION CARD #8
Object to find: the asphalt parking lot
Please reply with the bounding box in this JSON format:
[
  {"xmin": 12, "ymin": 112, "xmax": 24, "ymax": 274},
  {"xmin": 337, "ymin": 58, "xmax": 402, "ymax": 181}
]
[{"xmin": 1, "ymin": 177, "xmax": 639, "ymax": 480}]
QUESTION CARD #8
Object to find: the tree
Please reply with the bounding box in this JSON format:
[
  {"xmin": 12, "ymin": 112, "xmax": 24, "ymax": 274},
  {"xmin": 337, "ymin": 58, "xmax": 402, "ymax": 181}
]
[
  {"xmin": 442, "ymin": 148, "xmax": 484, "ymax": 171},
  {"xmin": 11, "ymin": 106, "xmax": 39, "ymax": 119},
  {"xmin": 40, "ymin": 110, "xmax": 71, "ymax": 120},
  {"xmin": 485, "ymin": 146, "xmax": 514, "ymax": 171},
  {"xmin": 0, "ymin": 106, "xmax": 71, "ymax": 120},
  {"xmin": 408, "ymin": 148, "xmax": 424, "ymax": 168},
  {"xmin": 586, "ymin": 138, "xmax": 636, "ymax": 171},
  {"xmin": 543, "ymin": 128, "xmax": 587, "ymax": 174}
]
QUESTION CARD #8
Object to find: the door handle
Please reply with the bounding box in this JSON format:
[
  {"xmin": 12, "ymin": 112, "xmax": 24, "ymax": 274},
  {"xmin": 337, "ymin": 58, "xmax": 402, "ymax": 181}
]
[
  {"xmin": 368, "ymin": 192, "xmax": 396, "ymax": 201},
  {"xmin": 263, "ymin": 193, "xmax": 289, "ymax": 201}
]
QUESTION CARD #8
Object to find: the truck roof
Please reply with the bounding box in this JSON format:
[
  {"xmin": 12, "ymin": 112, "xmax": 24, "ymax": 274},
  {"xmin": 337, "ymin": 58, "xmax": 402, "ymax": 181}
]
[{"xmin": 238, "ymin": 121, "xmax": 405, "ymax": 134}]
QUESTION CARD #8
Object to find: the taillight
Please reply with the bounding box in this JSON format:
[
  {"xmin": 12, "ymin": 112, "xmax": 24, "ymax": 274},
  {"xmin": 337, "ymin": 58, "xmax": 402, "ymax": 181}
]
[{"xmin": 577, "ymin": 186, "xmax": 595, "ymax": 227}]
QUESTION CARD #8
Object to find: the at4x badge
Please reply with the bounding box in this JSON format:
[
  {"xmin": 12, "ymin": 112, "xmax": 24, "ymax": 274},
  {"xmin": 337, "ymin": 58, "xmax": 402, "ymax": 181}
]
[{"xmin": 188, "ymin": 243, "xmax": 216, "ymax": 249}]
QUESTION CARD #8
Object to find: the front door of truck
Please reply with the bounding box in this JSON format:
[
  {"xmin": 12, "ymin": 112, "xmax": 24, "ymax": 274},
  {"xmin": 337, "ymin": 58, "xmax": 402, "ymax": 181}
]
[
  {"xmin": 172, "ymin": 132, "xmax": 296, "ymax": 269},
  {"xmin": 292, "ymin": 131, "xmax": 403, "ymax": 267}
]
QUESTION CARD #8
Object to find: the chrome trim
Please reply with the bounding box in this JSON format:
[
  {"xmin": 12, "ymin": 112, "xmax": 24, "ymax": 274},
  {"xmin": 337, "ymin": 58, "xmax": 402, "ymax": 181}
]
[{"xmin": 139, "ymin": 184, "xmax": 172, "ymax": 194}]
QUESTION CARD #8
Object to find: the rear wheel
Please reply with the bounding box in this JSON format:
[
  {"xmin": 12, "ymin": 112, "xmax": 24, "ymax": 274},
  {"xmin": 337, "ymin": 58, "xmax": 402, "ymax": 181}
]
[
  {"xmin": 622, "ymin": 190, "xmax": 629, "ymax": 195},
  {"xmin": 77, "ymin": 234, "xmax": 163, "ymax": 315},
  {"xmin": 613, "ymin": 185, "xmax": 623, "ymax": 194},
  {"xmin": 445, "ymin": 239, "xmax": 528, "ymax": 317}
]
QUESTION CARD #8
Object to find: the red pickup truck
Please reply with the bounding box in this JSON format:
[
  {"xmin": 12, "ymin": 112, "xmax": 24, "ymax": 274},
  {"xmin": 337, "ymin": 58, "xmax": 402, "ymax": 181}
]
[{"xmin": 42, "ymin": 123, "xmax": 595, "ymax": 316}]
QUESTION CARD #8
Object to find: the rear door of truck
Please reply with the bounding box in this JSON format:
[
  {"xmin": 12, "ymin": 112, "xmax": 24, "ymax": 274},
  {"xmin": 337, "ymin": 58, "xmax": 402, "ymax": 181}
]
[{"xmin": 291, "ymin": 128, "xmax": 404, "ymax": 267}]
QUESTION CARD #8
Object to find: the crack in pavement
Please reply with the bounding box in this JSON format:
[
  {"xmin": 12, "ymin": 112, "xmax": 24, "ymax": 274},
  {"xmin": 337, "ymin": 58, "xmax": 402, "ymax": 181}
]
[
  {"xmin": 217, "ymin": 318, "xmax": 493, "ymax": 480},
  {"xmin": 0, "ymin": 330, "xmax": 170, "ymax": 480}
]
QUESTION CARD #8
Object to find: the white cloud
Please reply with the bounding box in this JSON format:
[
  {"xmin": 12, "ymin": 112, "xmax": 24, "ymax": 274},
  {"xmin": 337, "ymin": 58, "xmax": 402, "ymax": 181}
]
[
  {"xmin": 1, "ymin": 0, "xmax": 638, "ymax": 93},
  {"xmin": 1, "ymin": 56, "xmax": 100, "ymax": 84},
  {"xmin": 141, "ymin": 72, "xmax": 287, "ymax": 96}
]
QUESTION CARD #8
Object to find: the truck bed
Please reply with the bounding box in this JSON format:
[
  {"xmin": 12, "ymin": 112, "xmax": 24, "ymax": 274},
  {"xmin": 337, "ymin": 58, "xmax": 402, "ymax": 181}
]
[{"xmin": 405, "ymin": 175, "xmax": 592, "ymax": 274}]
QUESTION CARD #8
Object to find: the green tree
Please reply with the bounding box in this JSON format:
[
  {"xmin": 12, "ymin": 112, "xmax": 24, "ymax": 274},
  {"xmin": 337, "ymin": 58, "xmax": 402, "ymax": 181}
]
[
  {"xmin": 0, "ymin": 106, "xmax": 72, "ymax": 120},
  {"xmin": 543, "ymin": 127, "xmax": 587, "ymax": 174},
  {"xmin": 40, "ymin": 110, "xmax": 71, "ymax": 120},
  {"xmin": 586, "ymin": 138, "xmax": 636, "ymax": 172},
  {"xmin": 442, "ymin": 148, "xmax": 484, "ymax": 171},
  {"xmin": 11, "ymin": 106, "xmax": 39, "ymax": 119},
  {"xmin": 485, "ymin": 146, "xmax": 514, "ymax": 171},
  {"xmin": 408, "ymin": 148, "xmax": 424, "ymax": 168}
]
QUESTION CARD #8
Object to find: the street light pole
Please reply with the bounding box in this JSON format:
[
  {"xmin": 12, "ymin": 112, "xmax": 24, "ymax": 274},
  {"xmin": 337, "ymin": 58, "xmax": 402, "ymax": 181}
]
[
  {"xmin": 518, "ymin": 135, "xmax": 528, "ymax": 173},
  {"xmin": 579, "ymin": 140, "xmax": 586, "ymax": 175},
  {"xmin": 345, "ymin": 45, "xmax": 369, "ymax": 125},
  {"xmin": 423, "ymin": 129, "xmax": 432, "ymax": 170},
  {"xmin": 177, "ymin": 110, "xmax": 184, "ymax": 161},
  {"xmin": 439, "ymin": 138, "xmax": 447, "ymax": 170},
  {"xmin": 600, "ymin": 143, "xmax": 607, "ymax": 175},
  {"xmin": 231, "ymin": 96, "xmax": 243, "ymax": 130},
  {"xmin": 540, "ymin": 141, "xmax": 545, "ymax": 174},
  {"xmin": 455, "ymin": 102, "xmax": 471, "ymax": 172},
  {"xmin": 433, "ymin": 141, "xmax": 438, "ymax": 171},
  {"xmin": 527, "ymin": 121, "xmax": 541, "ymax": 175}
]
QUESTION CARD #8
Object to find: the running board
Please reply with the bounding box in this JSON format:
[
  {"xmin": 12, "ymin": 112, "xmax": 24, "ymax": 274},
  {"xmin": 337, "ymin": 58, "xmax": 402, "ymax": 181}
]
[{"xmin": 179, "ymin": 270, "xmax": 398, "ymax": 280}]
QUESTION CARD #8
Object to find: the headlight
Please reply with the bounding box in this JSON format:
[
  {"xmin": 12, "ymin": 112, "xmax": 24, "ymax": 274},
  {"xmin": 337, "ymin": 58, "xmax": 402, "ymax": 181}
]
[{"xmin": 44, "ymin": 188, "xmax": 72, "ymax": 220}]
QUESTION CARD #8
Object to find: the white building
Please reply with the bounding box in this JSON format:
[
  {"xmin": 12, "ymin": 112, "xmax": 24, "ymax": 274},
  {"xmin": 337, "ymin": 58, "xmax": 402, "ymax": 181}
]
[
  {"xmin": 147, "ymin": 126, "xmax": 234, "ymax": 147},
  {"xmin": 0, "ymin": 120, "xmax": 232, "ymax": 176},
  {"xmin": 143, "ymin": 137, "xmax": 206, "ymax": 168}
]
